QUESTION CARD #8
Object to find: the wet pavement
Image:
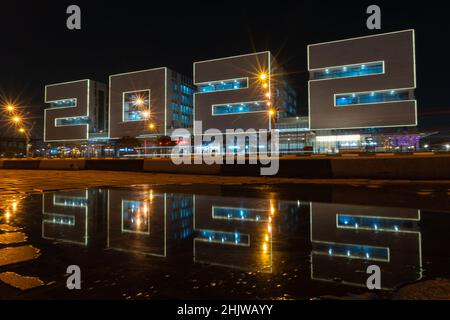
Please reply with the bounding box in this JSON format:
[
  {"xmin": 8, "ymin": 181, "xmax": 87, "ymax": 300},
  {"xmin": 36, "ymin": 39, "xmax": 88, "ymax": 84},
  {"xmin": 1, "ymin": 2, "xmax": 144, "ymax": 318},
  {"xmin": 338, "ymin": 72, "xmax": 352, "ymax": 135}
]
[{"xmin": 0, "ymin": 170, "xmax": 450, "ymax": 300}]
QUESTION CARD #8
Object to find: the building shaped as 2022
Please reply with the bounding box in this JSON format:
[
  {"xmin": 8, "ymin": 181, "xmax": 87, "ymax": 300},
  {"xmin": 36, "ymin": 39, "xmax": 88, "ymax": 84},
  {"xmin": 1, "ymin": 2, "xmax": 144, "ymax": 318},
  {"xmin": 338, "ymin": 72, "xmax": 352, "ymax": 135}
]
[{"xmin": 42, "ymin": 30, "xmax": 423, "ymax": 156}]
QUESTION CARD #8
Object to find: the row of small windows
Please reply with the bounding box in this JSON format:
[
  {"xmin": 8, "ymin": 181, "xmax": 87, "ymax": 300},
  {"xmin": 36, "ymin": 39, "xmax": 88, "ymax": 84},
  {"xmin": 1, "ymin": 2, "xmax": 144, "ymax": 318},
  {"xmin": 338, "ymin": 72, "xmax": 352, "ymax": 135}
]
[
  {"xmin": 197, "ymin": 230, "xmax": 249, "ymax": 246},
  {"xmin": 172, "ymin": 93, "xmax": 193, "ymax": 105},
  {"xmin": 50, "ymin": 99, "xmax": 76, "ymax": 108},
  {"xmin": 55, "ymin": 116, "xmax": 90, "ymax": 126},
  {"xmin": 335, "ymin": 89, "xmax": 411, "ymax": 106},
  {"xmin": 181, "ymin": 95, "xmax": 192, "ymax": 105},
  {"xmin": 212, "ymin": 101, "xmax": 267, "ymax": 116},
  {"xmin": 180, "ymin": 84, "xmax": 195, "ymax": 95},
  {"xmin": 173, "ymin": 113, "xmax": 191, "ymax": 124},
  {"xmin": 313, "ymin": 242, "xmax": 389, "ymax": 261},
  {"xmin": 311, "ymin": 62, "xmax": 384, "ymax": 80},
  {"xmin": 171, "ymin": 103, "xmax": 193, "ymax": 114},
  {"xmin": 198, "ymin": 78, "xmax": 247, "ymax": 93},
  {"xmin": 213, "ymin": 207, "xmax": 265, "ymax": 222},
  {"xmin": 337, "ymin": 215, "xmax": 412, "ymax": 232},
  {"xmin": 173, "ymin": 83, "xmax": 195, "ymax": 95}
]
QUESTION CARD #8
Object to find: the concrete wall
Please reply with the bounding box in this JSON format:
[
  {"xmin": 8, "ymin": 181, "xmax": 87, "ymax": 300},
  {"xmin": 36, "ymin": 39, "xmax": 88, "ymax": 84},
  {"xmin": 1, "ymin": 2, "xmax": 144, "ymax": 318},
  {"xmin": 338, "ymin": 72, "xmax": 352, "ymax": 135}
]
[{"xmin": 2, "ymin": 154, "xmax": 450, "ymax": 180}]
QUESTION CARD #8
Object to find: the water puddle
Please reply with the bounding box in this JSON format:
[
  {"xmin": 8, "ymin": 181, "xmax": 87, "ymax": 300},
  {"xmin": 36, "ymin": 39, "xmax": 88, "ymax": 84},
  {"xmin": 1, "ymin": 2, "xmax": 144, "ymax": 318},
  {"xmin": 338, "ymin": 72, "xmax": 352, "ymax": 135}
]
[
  {"xmin": 0, "ymin": 224, "xmax": 21, "ymax": 232},
  {"xmin": 0, "ymin": 246, "xmax": 41, "ymax": 267},
  {"xmin": 0, "ymin": 184, "xmax": 449, "ymax": 299},
  {"xmin": 0, "ymin": 232, "xmax": 27, "ymax": 245},
  {"xmin": 0, "ymin": 272, "xmax": 44, "ymax": 291}
]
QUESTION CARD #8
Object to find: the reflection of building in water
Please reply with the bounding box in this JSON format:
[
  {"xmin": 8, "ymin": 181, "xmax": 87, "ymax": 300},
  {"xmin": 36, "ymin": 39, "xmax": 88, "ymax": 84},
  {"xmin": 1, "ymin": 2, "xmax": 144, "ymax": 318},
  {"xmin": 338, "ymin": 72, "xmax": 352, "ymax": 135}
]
[
  {"xmin": 310, "ymin": 202, "xmax": 422, "ymax": 289},
  {"xmin": 42, "ymin": 190, "xmax": 93, "ymax": 245},
  {"xmin": 168, "ymin": 193, "xmax": 194, "ymax": 241},
  {"xmin": 121, "ymin": 200, "xmax": 150, "ymax": 235},
  {"xmin": 107, "ymin": 189, "xmax": 193, "ymax": 257},
  {"xmin": 193, "ymin": 195, "xmax": 275, "ymax": 272}
]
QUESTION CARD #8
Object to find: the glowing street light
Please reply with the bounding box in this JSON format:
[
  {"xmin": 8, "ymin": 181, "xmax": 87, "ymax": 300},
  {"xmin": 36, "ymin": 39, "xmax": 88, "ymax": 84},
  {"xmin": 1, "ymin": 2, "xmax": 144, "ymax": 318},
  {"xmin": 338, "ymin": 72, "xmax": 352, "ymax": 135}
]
[
  {"xmin": 12, "ymin": 116, "xmax": 21, "ymax": 124},
  {"xmin": 19, "ymin": 128, "xmax": 26, "ymax": 133},
  {"xmin": 268, "ymin": 109, "xmax": 275, "ymax": 116},
  {"xmin": 259, "ymin": 73, "xmax": 268, "ymax": 81},
  {"xmin": 149, "ymin": 123, "xmax": 155, "ymax": 130},
  {"xmin": 141, "ymin": 111, "xmax": 150, "ymax": 119},
  {"xmin": 134, "ymin": 97, "xmax": 145, "ymax": 106},
  {"xmin": 5, "ymin": 104, "xmax": 15, "ymax": 112}
]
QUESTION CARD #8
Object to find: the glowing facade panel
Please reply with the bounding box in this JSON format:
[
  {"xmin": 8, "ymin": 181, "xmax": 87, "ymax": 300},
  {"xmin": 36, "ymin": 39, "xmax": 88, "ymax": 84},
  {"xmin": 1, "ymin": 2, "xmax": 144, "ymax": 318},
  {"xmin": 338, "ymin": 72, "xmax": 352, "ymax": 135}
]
[
  {"xmin": 308, "ymin": 30, "xmax": 417, "ymax": 130},
  {"xmin": 109, "ymin": 68, "xmax": 167, "ymax": 138},
  {"xmin": 44, "ymin": 80, "xmax": 107, "ymax": 142},
  {"xmin": 44, "ymin": 80, "xmax": 89, "ymax": 142},
  {"xmin": 194, "ymin": 52, "xmax": 273, "ymax": 133}
]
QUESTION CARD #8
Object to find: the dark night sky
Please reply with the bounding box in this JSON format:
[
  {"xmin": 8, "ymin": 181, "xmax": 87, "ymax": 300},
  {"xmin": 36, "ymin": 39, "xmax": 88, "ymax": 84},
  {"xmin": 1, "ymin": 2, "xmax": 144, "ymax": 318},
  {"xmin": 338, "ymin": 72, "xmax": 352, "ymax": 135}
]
[{"xmin": 0, "ymin": 0, "xmax": 449, "ymax": 130}]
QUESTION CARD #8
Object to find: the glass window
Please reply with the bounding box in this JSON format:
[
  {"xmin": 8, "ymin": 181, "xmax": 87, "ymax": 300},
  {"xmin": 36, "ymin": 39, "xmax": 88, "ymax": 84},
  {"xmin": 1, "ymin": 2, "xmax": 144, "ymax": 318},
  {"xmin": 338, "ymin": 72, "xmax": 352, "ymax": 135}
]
[
  {"xmin": 198, "ymin": 78, "xmax": 248, "ymax": 93},
  {"xmin": 312, "ymin": 62, "xmax": 384, "ymax": 80},
  {"xmin": 50, "ymin": 99, "xmax": 77, "ymax": 108},
  {"xmin": 123, "ymin": 90, "xmax": 150, "ymax": 121},
  {"xmin": 212, "ymin": 101, "xmax": 267, "ymax": 115},
  {"xmin": 335, "ymin": 89, "xmax": 411, "ymax": 106},
  {"xmin": 55, "ymin": 116, "xmax": 90, "ymax": 126}
]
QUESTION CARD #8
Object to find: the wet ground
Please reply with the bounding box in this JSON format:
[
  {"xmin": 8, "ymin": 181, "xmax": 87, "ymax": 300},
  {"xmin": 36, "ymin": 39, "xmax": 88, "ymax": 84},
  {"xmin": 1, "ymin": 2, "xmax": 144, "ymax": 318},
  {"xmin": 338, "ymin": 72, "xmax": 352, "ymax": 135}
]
[{"xmin": 0, "ymin": 170, "xmax": 450, "ymax": 299}]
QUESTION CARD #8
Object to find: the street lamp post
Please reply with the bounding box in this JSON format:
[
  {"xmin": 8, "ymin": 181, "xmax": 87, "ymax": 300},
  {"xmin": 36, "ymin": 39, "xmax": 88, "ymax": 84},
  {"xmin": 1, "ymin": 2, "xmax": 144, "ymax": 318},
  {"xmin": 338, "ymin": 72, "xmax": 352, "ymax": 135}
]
[
  {"xmin": 3, "ymin": 103, "xmax": 34, "ymax": 157},
  {"xmin": 19, "ymin": 127, "xmax": 32, "ymax": 157}
]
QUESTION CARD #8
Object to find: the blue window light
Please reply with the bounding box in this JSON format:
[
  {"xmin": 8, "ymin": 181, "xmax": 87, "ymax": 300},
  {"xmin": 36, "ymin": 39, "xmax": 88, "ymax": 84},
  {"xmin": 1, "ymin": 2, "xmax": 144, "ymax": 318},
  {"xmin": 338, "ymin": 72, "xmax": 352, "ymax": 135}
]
[
  {"xmin": 313, "ymin": 242, "xmax": 389, "ymax": 262},
  {"xmin": 198, "ymin": 78, "xmax": 248, "ymax": 93},
  {"xmin": 212, "ymin": 101, "xmax": 267, "ymax": 115},
  {"xmin": 335, "ymin": 89, "xmax": 411, "ymax": 106},
  {"xmin": 55, "ymin": 116, "xmax": 90, "ymax": 126},
  {"xmin": 50, "ymin": 99, "xmax": 77, "ymax": 108},
  {"xmin": 312, "ymin": 62, "xmax": 384, "ymax": 80},
  {"xmin": 196, "ymin": 230, "xmax": 249, "ymax": 246}
]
